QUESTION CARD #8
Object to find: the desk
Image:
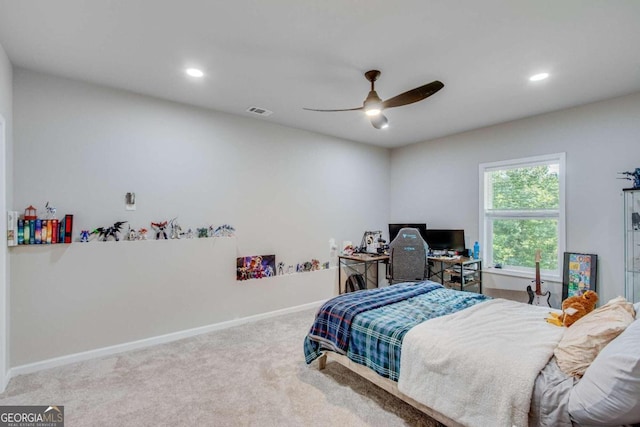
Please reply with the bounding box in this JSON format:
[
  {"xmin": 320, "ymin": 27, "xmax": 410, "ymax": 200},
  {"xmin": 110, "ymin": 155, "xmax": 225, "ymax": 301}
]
[
  {"xmin": 338, "ymin": 253, "xmax": 389, "ymax": 294},
  {"xmin": 428, "ymin": 256, "xmax": 482, "ymax": 293}
]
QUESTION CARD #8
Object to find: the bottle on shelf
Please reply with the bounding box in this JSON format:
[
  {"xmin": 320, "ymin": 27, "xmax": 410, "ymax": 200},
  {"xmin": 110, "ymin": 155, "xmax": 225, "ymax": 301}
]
[{"xmin": 473, "ymin": 241, "xmax": 480, "ymax": 259}]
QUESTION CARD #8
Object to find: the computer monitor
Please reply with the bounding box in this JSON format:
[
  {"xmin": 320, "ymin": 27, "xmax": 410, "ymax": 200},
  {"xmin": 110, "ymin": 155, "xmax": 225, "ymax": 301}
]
[
  {"xmin": 424, "ymin": 229, "xmax": 466, "ymax": 252},
  {"xmin": 388, "ymin": 223, "xmax": 428, "ymax": 243}
]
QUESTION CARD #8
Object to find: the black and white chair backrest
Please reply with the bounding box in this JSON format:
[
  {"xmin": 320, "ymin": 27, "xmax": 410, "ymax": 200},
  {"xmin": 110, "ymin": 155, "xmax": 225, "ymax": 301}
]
[{"xmin": 388, "ymin": 227, "xmax": 427, "ymax": 284}]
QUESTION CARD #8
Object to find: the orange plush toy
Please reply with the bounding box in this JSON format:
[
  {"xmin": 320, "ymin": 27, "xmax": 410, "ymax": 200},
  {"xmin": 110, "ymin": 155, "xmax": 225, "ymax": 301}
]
[{"xmin": 546, "ymin": 290, "xmax": 599, "ymax": 327}]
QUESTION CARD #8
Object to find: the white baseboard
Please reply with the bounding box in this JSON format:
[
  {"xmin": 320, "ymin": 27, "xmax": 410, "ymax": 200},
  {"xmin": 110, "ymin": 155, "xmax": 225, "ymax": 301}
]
[{"xmin": 7, "ymin": 299, "xmax": 326, "ymax": 382}]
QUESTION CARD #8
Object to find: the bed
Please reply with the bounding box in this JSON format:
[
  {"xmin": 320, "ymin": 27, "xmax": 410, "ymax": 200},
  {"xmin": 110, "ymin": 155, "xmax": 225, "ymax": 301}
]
[{"xmin": 304, "ymin": 281, "xmax": 640, "ymax": 427}]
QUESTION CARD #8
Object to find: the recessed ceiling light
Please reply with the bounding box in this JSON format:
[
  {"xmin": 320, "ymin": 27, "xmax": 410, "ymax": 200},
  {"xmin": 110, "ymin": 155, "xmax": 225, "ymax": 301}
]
[
  {"xmin": 186, "ymin": 68, "xmax": 204, "ymax": 78},
  {"xmin": 529, "ymin": 72, "xmax": 549, "ymax": 82}
]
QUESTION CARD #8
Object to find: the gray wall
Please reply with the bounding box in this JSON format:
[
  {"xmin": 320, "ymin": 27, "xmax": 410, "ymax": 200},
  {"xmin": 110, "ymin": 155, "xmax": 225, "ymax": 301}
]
[
  {"xmin": 9, "ymin": 65, "xmax": 640, "ymax": 367},
  {"xmin": 391, "ymin": 92, "xmax": 640, "ymax": 304},
  {"xmin": 0, "ymin": 41, "xmax": 13, "ymax": 389},
  {"xmin": 10, "ymin": 68, "xmax": 390, "ymax": 366},
  {"xmin": 13, "ymin": 69, "xmax": 390, "ymax": 262}
]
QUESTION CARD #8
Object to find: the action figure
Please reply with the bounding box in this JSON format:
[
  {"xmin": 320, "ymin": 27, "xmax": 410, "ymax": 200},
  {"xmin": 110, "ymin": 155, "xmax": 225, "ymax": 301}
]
[
  {"xmin": 151, "ymin": 221, "xmax": 168, "ymax": 240},
  {"xmin": 212, "ymin": 224, "xmax": 236, "ymax": 237},
  {"xmin": 93, "ymin": 221, "xmax": 127, "ymax": 242},
  {"xmin": 185, "ymin": 228, "xmax": 194, "ymax": 239},
  {"xmin": 45, "ymin": 202, "xmax": 57, "ymax": 219},
  {"xmin": 79, "ymin": 230, "xmax": 91, "ymax": 242},
  {"xmin": 169, "ymin": 218, "xmax": 182, "ymax": 239},
  {"xmin": 137, "ymin": 228, "xmax": 148, "ymax": 240},
  {"xmin": 197, "ymin": 227, "xmax": 208, "ymax": 238},
  {"xmin": 311, "ymin": 259, "xmax": 320, "ymax": 271},
  {"xmin": 126, "ymin": 226, "xmax": 137, "ymax": 241},
  {"xmin": 619, "ymin": 168, "xmax": 640, "ymax": 189},
  {"xmin": 277, "ymin": 262, "xmax": 285, "ymax": 275},
  {"xmin": 264, "ymin": 265, "xmax": 275, "ymax": 277}
]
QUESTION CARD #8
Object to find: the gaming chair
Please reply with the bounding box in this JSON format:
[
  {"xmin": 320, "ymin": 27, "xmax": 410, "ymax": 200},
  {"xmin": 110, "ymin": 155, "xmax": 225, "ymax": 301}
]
[{"xmin": 388, "ymin": 227, "xmax": 428, "ymax": 284}]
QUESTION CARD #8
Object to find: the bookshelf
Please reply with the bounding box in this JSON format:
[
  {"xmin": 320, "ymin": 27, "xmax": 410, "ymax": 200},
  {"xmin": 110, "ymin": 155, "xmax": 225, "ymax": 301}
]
[{"xmin": 7, "ymin": 212, "xmax": 73, "ymax": 246}]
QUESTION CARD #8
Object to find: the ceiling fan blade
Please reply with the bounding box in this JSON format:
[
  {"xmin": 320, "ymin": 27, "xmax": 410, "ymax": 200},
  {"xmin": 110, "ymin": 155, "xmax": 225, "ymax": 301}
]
[
  {"xmin": 381, "ymin": 80, "xmax": 444, "ymax": 109},
  {"xmin": 303, "ymin": 106, "xmax": 363, "ymax": 112}
]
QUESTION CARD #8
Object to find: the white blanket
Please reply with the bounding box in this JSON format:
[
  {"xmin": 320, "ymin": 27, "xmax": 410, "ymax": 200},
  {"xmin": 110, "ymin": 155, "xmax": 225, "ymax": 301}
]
[{"xmin": 398, "ymin": 298, "xmax": 564, "ymax": 427}]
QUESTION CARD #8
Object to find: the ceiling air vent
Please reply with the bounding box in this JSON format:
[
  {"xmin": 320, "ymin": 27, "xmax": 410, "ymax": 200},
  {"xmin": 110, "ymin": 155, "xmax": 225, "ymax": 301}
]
[{"xmin": 246, "ymin": 106, "xmax": 273, "ymax": 117}]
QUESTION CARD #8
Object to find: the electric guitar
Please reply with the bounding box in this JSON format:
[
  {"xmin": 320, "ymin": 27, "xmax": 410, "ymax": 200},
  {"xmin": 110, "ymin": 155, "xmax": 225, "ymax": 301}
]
[{"xmin": 526, "ymin": 250, "xmax": 551, "ymax": 307}]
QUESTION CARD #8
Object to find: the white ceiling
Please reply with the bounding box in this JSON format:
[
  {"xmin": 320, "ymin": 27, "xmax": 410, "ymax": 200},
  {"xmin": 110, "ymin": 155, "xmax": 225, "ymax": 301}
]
[{"xmin": 1, "ymin": 0, "xmax": 639, "ymax": 148}]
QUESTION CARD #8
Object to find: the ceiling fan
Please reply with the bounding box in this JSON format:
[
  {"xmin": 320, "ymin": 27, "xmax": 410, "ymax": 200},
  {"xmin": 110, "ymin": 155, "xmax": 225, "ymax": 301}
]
[{"xmin": 304, "ymin": 70, "xmax": 444, "ymax": 129}]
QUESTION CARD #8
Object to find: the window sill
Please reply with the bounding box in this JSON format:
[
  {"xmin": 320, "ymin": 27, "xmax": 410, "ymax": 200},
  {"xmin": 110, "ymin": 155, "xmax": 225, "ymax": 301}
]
[{"xmin": 483, "ymin": 267, "xmax": 561, "ymax": 283}]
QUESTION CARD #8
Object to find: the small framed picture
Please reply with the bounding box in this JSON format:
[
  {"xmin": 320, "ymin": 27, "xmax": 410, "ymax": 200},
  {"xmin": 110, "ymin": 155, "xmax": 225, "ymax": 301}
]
[
  {"xmin": 562, "ymin": 252, "xmax": 597, "ymax": 299},
  {"xmin": 236, "ymin": 254, "xmax": 276, "ymax": 281}
]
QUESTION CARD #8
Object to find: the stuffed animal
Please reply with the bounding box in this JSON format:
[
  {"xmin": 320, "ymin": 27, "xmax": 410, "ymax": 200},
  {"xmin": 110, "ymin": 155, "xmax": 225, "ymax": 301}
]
[{"xmin": 546, "ymin": 290, "xmax": 599, "ymax": 327}]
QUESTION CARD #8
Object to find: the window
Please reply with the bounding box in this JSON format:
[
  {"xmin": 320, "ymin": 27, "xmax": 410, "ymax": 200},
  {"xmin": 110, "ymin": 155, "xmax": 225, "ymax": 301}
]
[{"xmin": 479, "ymin": 153, "xmax": 565, "ymax": 277}]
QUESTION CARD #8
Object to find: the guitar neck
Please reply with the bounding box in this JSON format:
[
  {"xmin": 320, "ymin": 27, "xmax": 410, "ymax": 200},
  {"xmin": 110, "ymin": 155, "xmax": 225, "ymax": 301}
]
[{"xmin": 529, "ymin": 250, "xmax": 550, "ymax": 307}]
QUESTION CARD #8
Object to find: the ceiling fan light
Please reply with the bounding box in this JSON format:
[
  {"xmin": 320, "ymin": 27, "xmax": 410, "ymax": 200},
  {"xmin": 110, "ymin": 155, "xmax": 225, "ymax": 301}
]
[
  {"xmin": 529, "ymin": 72, "xmax": 549, "ymax": 82},
  {"xmin": 186, "ymin": 68, "xmax": 204, "ymax": 78},
  {"xmin": 371, "ymin": 113, "xmax": 389, "ymax": 130},
  {"xmin": 363, "ymin": 90, "xmax": 382, "ymax": 116}
]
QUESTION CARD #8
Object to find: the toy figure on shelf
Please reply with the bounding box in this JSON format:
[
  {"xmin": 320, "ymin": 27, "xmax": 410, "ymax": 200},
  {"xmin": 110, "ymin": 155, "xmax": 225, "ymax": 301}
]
[
  {"xmin": 151, "ymin": 221, "xmax": 168, "ymax": 240},
  {"xmin": 185, "ymin": 228, "xmax": 194, "ymax": 239},
  {"xmin": 126, "ymin": 226, "xmax": 137, "ymax": 241},
  {"xmin": 618, "ymin": 168, "xmax": 640, "ymax": 189},
  {"xmin": 93, "ymin": 221, "xmax": 127, "ymax": 242},
  {"xmin": 197, "ymin": 227, "xmax": 208, "ymax": 238},
  {"xmin": 323, "ymin": 261, "xmax": 330, "ymax": 269},
  {"xmin": 79, "ymin": 230, "xmax": 91, "ymax": 242},
  {"xmin": 264, "ymin": 265, "xmax": 275, "ymax": 277},
  {"xmin": 24, "ymin": 205, "xmax": 37, "ymax": 220},
  {"xmin": 277, "ymin": 262, "xmax": 285, "ymax": 275},
  {"xmin": 311, "ymin": 259, "xmax": 320, "ymax": 271},
  {"xmin": 169, "ymin": 218, "xmax": 182, "ymax": 239},
  {"xmin": 45, "ymin": 202, "xmax": 57, "ymax": 219},
  {"xmin": 137, "ymin": 228, "xmax": 148, "ymax": 240},
  {"xmin": 212, "ymin": 224, "xmax": 236, "ymax": 237}
]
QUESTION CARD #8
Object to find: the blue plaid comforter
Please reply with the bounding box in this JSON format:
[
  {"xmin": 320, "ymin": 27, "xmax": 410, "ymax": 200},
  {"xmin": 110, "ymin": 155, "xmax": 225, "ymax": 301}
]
[
  {"xmin": 304, "ymin": 282, "xmax": 440, "ymax": 358},
  {"xmin": 304, "ymin": 282, "xmax": 488, "ymax": 381}
]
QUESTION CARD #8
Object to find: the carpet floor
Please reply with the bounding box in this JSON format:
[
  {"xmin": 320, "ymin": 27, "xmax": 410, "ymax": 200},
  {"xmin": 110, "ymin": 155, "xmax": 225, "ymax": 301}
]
[{"xmin": 0, "ymin": 308, "xmax": 442, "ymax": 426}]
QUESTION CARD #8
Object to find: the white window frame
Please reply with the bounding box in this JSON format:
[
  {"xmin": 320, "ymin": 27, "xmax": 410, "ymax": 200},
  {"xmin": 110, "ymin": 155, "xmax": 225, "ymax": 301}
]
[{"xmin": 479, "ymin": 153, "xmax": 566, "ymax": 279}]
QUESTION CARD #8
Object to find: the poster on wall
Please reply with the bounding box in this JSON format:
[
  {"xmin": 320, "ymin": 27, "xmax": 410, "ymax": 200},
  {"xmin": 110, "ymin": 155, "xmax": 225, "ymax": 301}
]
[
  {"xmin": 236, "ymin": 255, "xmax": 276, "ymax": 281},
  {"xmin": 562, "ymin": 252, "xmax": 598, "ymax": 299}
]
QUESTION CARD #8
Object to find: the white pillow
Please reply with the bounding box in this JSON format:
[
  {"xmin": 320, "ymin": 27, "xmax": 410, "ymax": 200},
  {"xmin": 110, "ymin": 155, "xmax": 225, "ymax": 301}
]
[{"xmin": 568, "ymin": 319, "xmax": 640, "ymax": 425}]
